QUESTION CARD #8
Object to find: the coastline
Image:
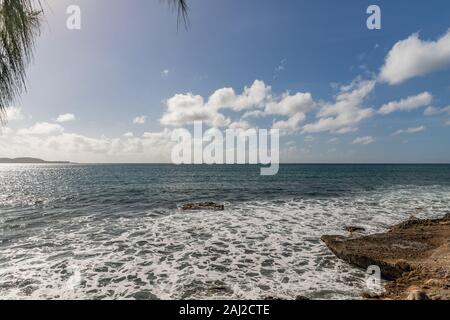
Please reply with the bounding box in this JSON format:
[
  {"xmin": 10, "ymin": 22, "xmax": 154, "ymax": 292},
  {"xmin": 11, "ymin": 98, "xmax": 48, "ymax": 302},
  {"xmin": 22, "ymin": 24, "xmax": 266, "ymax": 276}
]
[{"xmin": 322, "ymin": 214, "xmax": 450, "ymax": 300}]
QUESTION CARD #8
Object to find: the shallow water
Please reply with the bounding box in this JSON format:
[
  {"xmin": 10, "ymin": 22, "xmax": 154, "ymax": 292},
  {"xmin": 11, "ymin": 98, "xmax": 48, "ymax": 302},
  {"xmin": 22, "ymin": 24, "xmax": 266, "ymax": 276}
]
[{"xmin": 1, "ymin": 164, "xmax": 450, "ymax": 299}]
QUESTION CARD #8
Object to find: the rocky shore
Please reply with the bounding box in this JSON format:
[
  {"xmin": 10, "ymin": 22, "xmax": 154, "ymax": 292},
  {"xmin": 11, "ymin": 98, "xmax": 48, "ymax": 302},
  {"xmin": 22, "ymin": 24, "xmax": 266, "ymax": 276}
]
[{"xmin": 322, "ymin": 214, "xmax": 450, "ymax": 300}]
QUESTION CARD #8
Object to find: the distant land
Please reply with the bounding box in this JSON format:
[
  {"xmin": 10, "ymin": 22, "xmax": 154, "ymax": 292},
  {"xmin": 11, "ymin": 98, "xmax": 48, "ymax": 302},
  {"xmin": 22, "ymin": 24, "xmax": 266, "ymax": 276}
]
[{"xmin": 0, "ymin": 157, "xmax": 71, "ymax": 164}]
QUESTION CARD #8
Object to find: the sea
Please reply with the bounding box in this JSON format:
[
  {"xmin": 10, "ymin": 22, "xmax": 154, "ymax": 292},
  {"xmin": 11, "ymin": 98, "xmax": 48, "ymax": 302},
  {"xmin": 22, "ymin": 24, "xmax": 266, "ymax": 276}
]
[{"xmin": 1, "ymin": 164, "xmax": 450, "ymax": 300}]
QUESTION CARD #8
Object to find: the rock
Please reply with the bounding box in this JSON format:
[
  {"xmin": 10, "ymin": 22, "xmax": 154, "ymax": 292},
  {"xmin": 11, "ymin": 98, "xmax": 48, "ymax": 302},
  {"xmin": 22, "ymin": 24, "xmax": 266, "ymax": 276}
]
[
  {"xmin": 424, "ymin": 279, "xmax": 445, "ymax": 288},
  {"xmin": 263, "ymin": 296, "xmax": 285, "ymax": 300},
  {"xmin": 181, "ymin": 202, "xmax": 224, "ymax": 211},
  {"xmin": 345, "ymin": 226, "xmax": 366, "ymax": 234},
  {"xmin": 361, "ymin": 292, "xmax": 382, "ymax": 300},
  {"xmin": 320, "ymin": 235, "xmax": 406, "ymax": 280},
  {"xmin": 394, "ymin": 260, "xmax": 412, "ymax": 273},
  {"xmin": 295, "ymin": 295, "xmax": 310, "ymax": 300},
  {"xmin": 322, "ymin": 215, "xmax": 450, "ymax": 300},
  {"xmin": 407, "ymin": 289, "xmax": 430, "ymax": 300}
]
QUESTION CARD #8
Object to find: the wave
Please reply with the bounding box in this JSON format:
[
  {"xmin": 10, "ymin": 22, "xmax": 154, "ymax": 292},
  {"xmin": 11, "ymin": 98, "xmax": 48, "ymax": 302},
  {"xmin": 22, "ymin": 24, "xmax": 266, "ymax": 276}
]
[{"xmin": 1, "ymin": 185, "xmax": 449, "ymax": 299}]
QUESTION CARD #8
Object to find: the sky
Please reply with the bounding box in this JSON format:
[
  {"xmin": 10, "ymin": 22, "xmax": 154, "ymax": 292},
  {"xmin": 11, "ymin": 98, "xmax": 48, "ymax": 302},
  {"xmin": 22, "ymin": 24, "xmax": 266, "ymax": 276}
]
[{"xmin": 1, "ymin": 0, "xmax": 450, "ymax": 163}]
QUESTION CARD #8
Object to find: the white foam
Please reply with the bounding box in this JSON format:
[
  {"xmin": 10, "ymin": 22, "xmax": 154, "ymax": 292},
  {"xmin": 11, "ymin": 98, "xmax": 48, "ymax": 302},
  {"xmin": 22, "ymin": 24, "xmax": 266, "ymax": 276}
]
[{"xmin": 0, "ymin": 185, "xmax": 449, "ymax": 300}]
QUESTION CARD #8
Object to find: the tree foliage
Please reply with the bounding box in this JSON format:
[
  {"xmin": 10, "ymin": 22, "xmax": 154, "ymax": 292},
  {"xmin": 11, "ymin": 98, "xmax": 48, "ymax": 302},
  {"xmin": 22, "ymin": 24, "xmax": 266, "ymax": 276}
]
[{"xmin": 0, "ymin": 0, "xmax": 189, "ymax": 122}]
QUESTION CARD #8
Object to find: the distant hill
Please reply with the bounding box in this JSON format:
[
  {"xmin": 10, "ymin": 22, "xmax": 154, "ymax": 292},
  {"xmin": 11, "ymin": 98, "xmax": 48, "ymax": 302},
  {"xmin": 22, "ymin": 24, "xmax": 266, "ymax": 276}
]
[{"xmin": 0, "ymin": 157, "xmax": 71, "ymax": 164}]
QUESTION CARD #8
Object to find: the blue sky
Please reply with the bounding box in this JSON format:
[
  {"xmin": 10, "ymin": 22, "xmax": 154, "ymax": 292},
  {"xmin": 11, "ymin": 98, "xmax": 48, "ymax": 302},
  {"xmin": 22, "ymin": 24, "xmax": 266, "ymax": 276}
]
[{"xmin": 1, "ymin": 0, "xmax": 450, "ymax": 163}]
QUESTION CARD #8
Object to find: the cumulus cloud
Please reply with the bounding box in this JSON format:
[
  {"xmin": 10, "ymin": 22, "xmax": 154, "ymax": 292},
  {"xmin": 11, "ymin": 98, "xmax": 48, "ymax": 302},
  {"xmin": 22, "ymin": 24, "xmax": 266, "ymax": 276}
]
[
  {"xmin": 207, "ymin": 80, "xmax": 271, "ymax": 111},
  {"xmin": 379, "ymin": 92, "xmax": 432, "ymax": 115},
  {"xmin": 160, "ymin": 80, "xmax": 315, "ymax": 131},
  {"xmin": 133, "ymin": 115, "xmax": 147, "ymax": 124},
  {"xmin": 393, "ymin": 126, "xmax": 426, "ymax": 135},
  {"xmin": 379, "ymin": 30, "xmax": 450, "ymax": 85},
  {"xmin": 18, "ymin": 122, "xmax": 64, "ymax": 136},
  {"xmin": 160, "ymin": 93, "xmax": 231, "ymax": 127},
  {"xmin": 56, "ymin": 113, "xmax": 76, "ymax": 123},
  {"xmin": 4, "ymin": 107, "xmax": 25, "ymax": 121},
  {"xmin": 265, "ymin": 92, "xmax": 315, "ymax": 116},
  {"xmin": 272, "ymin": 113, "xmax": 305, "ymax": 133},
  {"xmin": 303, "ymin": 78, "xmax": 375, "ymax": 134},
  {"xmin": 352, "ymin": 136, "xmax": 375, "ymax": 145}
]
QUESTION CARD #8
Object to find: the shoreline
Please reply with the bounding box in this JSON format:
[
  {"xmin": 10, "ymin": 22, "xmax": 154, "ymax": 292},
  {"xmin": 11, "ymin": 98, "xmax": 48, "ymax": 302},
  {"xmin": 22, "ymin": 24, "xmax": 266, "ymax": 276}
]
[{"xmin": 322, "ymin": 214, "xmax": 450, "ymax": 300}]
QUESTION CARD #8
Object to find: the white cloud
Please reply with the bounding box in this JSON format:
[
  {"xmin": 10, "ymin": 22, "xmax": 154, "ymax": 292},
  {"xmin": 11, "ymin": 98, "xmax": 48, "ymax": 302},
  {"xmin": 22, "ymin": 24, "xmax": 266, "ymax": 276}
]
[
  {"xmin": 272, "ymin": 113, "xmax": 305, "ymax": 133},
  {"xmin": 18, "ymin": 122, "xmax": 64, "ymax": 136},
  {"xmin": 160, "ymin": 80, "xmax": 315, "ymax": 130},
  {"xmin": 142, "ymin": 128, "xmax": 172, "ymax": 142},
  {"xmin": 424, "ymin": 105, "xmax": 450, "ymax": 116},
  {"xmin": 242, "ymin": 110, "xmax": 265, "ymax": 119},
  {"xmin": 393, "ymin": 126, "xmax": 426, "ymax": 135},
  {"xmin": 379, "ymin": 30, "xmax": 450, "ymax": 85},
  {"xmin": 4, "ymin": 107, "xmax": 25, "ymax": 121},
  {"xmin": 445, "ymin": 120, "xmax": 450, "ymax": 126},
  {"xmin": 352, "ymin": 136, "xmax": 375, "ymax": 145},
  {"xmin": 303, "ymin": 78, "xmax": 375, "ymax": 134},
  {"xmin": 265, "ymin": 92, "xmax": 315, "ymax": 116},
  {"xmin": 161, "ymin": 69, "xmax": 169, "ymax": 77},
  {"xmin": 160, "ymin": 93, "xmax": 230, "ymax": 127},
  {"xmin": 0, "ymin": 127, "xmax": 12, "ymax": 136},
  {"xmin": 208, "ymin": 80, "xmax": 271, "ymax": 111},
  {"xmin": 56, "ymin": 113, "xmax": 76, "ymax": 123},
  {"xmin": 424, "ymin": 106, "xmax": 441, "ymax": 116},
  {"xmin": 123, "ymin": 132, "xmax": 134, "ymax": 138},
  {"xmin": 229, "ymin": 120, "xmax": 250, "ymax": 130},
  {"xmin": 1, "ymin": 126, "xmax": 174, "ymax": 163},
  {"xmin": 379, "ymin": 92, "xmax": 432, "ymax": 115},
  {"xmin": 133, "ymin": 115, "xmax": 147, "ymax": 124}
]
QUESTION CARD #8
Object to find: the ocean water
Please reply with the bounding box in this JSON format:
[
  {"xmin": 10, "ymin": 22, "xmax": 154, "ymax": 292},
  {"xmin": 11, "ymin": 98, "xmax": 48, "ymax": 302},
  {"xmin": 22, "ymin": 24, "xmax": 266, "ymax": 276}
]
[{"xmin": 1, "ymin": 164, "xmax": 450, "ymax": 300}]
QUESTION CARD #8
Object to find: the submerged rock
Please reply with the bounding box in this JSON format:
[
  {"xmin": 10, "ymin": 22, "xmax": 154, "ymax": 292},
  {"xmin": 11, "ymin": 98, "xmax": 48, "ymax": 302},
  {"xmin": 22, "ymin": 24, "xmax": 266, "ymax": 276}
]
[
  {"xmin": 322, "ymin": 214, "xmax": 450, "ymax": 300},
  {"xmin": 181, "ymin": 202, "xmax": 225, "ymax": 211}
]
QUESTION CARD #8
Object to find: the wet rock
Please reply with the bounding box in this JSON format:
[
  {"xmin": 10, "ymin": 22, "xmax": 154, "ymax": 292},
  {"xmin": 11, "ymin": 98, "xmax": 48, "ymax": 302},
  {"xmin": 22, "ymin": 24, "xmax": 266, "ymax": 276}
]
[
  {"xmin": 361, "ymin": 292, "xmax": 382, "ymax": 300},
  {"xmin": 181, "ymin": 202, "xmax": 224, "ymax": 211},
  {"xmin": 180, "ymin": 280, "xmax": 233, "ymax": 299},
  {"xmin": 130, "ymin": 290, "xmax": 158, "ymax": 300},
  {"xmin": 263, "ymin": 296, "xmax": 285, "ymax": 300},
  {"xmin": 344, "ymin": 226, "xmax": 366, "ymax": 234}
]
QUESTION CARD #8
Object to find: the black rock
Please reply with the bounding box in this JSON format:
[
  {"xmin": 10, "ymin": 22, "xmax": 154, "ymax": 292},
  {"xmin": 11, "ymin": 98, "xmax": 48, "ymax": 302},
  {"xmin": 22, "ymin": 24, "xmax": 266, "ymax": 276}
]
[{"xmin": 181, "ymin": 202, "xmax": 225, "ymax": 211}]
